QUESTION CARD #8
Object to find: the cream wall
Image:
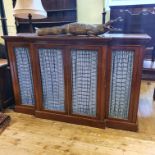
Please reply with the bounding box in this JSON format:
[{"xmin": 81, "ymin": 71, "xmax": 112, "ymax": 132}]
[
  {"xmin": 4, "ymin": 0, "xmax": 16, "ymax": 35},
  {"xmin": 0, "ymin": 20, "xmax": 4, "ymax": 43},
  {"xmin": 0, "ymin": 0, "xmax": 16, "ymax": 43},
  {"xmin": 77, "ymin": 0, "xmax": 104, "ymax": 24}
]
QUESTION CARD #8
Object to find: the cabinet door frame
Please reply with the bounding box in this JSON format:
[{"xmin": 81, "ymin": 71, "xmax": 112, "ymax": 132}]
[
  {"xmin": 67, "ymin": 45, "xmax": 107, "ymax": 120},
  {"xmin": 33, "ymin": 44, "xmax": 68, "ymax": 115},
  {"xmin": 7, "ymin": 42, "xmax": 36, "ymax": 114},
  {"xmin": 105, "ymin": 45, "xmax": 144, "ymax": 129}
]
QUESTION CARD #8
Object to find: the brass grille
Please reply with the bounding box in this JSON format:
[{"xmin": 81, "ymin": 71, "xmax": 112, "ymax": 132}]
[
  {"xmin": 39, "ymin": 48, "xmax": 65, "ymax": 111},
  {"xmin": 14, "ymin": 47, "xmax": 35, "ymax": 105},
  {"xmin": 71, "ymin": 49, "xmax": 98, "ymax": 116},
  {"xmin": 109, "ymin": 50, "xmax": 134, "ymax": 119}
]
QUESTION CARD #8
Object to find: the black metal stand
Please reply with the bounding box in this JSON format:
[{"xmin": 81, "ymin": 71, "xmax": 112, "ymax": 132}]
[
  {"xmin": 102, "ymin": 8, "xmax": 106, "ymax": 24},
  {"xmin": 0, "ymin": 0, "xmax": 8, "ymax": 35},
  {"xmin": 0, "ymin": 0, "xmax": 9, "ymax": 60},
  {"xmin": 28, "ymin": 13, "xmax": 33, "ymax": 33}
]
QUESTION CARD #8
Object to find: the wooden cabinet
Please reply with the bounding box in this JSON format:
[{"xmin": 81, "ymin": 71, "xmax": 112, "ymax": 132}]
[
  {"xmin": 3, "ymin": 33, "xmax": 150, "ymax": 131},
  {"xmin": 0, "ymin": 59, "xmax": 13, "ymax": 110}
]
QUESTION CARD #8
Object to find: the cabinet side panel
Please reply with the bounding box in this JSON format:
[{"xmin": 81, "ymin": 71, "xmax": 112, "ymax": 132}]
[
  {"xmin": 71, "ymin": 49, "xmax": 98, "ymax": 116},
  {"xmin": 109, "ymin": 50, "xmax": 134, "ymax": 119},
  {"xmin": 38, "ymin": 48, "xmax": 65, "ymax": 111},
  {"xmin": 14, "ymin": 47, "xmax": 35, "ymax": 105}
]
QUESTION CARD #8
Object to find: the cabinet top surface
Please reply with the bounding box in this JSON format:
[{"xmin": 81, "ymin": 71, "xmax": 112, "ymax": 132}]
[
  {"xmin": 100, "ymin": 33, "xmax": 151, "ymax": 39},
  {"xmin": 2, "ymin": 33, "xmax": 151, "ymax": 45},
  {"xmin": 109, "ymin": 3, "xmax": 155, "ymax": 8}
]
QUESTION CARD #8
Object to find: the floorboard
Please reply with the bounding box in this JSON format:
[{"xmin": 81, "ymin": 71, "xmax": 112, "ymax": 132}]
[{"xmin": 0, "ymin": 81, "xmax": 155, "ymax": 155}]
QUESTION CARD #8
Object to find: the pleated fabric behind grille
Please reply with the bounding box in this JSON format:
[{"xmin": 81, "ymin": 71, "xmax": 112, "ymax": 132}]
[
  {"xmin": 109, "ymin": 50, "xmax": 134, "ymax": 119},
  {"xmin": 14, "ymin": 47, "xmax": 35, "ymax": 105},
  {"xmin": 71, "ymin": 49, "xmax": 98, "ymax": 116},
  {"xmin": 39, "ymin": 49, "xmax": 65, "ymax": 111}
]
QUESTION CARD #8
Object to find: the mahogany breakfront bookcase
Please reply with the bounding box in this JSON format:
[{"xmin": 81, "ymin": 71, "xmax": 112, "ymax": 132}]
[{"xmin": 3, "ymin": 33, "xmax": 150, "ymax": 131}]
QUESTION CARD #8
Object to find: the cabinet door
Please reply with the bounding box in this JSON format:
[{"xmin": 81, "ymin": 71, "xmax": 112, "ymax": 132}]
[
  {"xmin": 34, "ymin": 45, "xmax": 66, "ymax": 113},
  {"xmin": 68, "ymin": 46, "xmax": 106, "ymax": 119},
  {"xmin": 106, "ymin": 46, "xmax": 143, "ymax": 123},
  {"xmin": 8, "ymin": 43, "xmax": 35, "ymax": 114}
]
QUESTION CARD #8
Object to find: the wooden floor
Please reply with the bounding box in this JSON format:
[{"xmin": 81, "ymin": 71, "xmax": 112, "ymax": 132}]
[{"xmin": 0, "ymin": 81, "xmax": 155, "ymax": 155}]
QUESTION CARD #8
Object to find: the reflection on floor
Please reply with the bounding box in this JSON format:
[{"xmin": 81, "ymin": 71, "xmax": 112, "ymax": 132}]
[
  {"xmin": 143, "ymin": 60, "xmax": 155, "ymax": 69},
  {"xmin": 0, "ymin": 81, "xmax": 155, "ymax": 155},
  {"xmin": 139, "ymin": 81, "xmax": 155, "ymax": 135}
]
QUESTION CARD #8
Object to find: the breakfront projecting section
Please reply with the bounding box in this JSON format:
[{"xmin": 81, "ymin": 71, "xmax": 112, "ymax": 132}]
[
  {"xmin": 4, "ymin": 34, "xmax": 150, "ymax": 131},
  {"xmin": 33, "ymin": 45, "xmax": 104, "ymax": 127}
]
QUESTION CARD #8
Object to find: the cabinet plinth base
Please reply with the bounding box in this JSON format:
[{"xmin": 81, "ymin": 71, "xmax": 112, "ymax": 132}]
[
  {"xmin": 15, "ymin": 105, "xmax": 35, "ymax": 115},
  {"xmin": 35, "ymin": 110, "xmax": 105, "ymax": 129},
  {"xmin": 106, "ymin": 119, "xmax": 138, "ymax": 132}
]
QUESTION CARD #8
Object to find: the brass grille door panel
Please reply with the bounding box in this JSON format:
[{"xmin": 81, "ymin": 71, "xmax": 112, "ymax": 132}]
[
  {"xmin": 14, "ymin": 47, "xmax": 35, "ymax": 106},
  {"xmin": 71, "ymin": 49, "xmax": 98, "ymax": 117},
  {"xmin": 109, "ymin": 50, "xmax": 134, "ymax": 119},
  {"xmin": 38, "ymin": 48, "xmax": 65, "ymax": 112}
]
